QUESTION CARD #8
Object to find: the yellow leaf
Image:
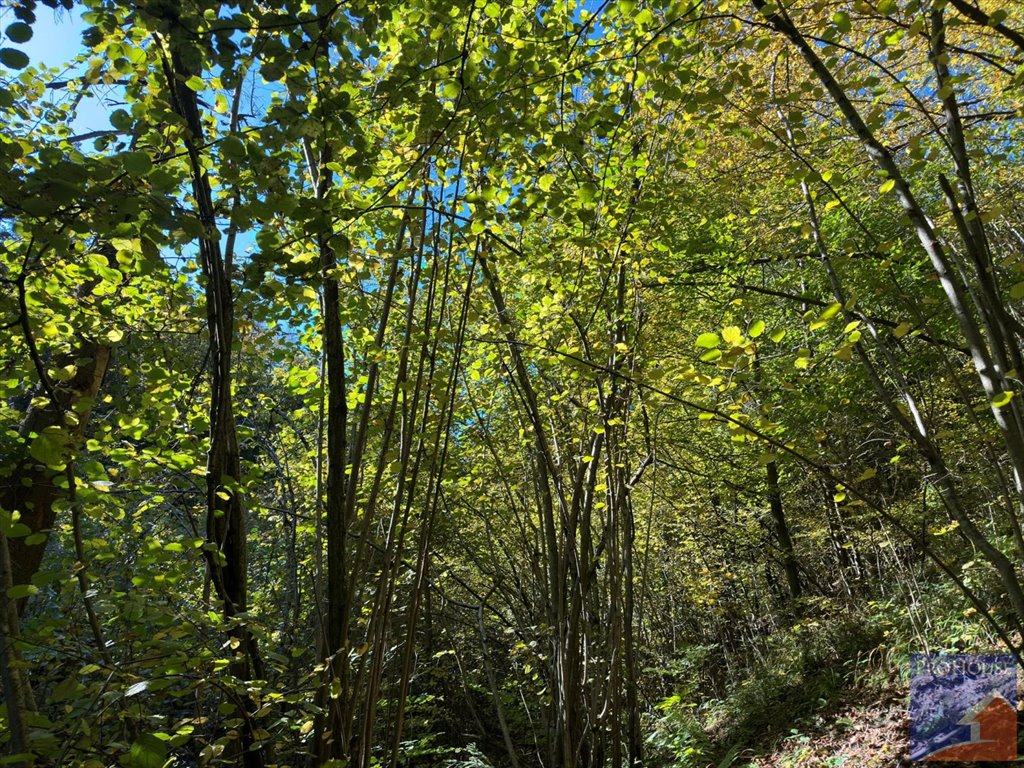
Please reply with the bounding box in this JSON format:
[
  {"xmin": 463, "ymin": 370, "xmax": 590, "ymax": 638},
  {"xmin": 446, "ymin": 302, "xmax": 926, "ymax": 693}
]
[
  {"xmin": 721, "ymin": 325, "xmax": 743, "ymax": 346},
  {"xmin": 993, "ymin": 391, "xmax": 1015, "ymax": 408},
  {"xmin": 820, "ymin": 302, "xmax": 842, "ymax": 321}
]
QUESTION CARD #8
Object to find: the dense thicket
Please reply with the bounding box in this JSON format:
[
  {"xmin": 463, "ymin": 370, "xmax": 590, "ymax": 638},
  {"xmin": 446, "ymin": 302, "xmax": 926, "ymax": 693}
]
[{"xmin": 1, "ymin": 0, "xmax": 1024, "ymax": 765}]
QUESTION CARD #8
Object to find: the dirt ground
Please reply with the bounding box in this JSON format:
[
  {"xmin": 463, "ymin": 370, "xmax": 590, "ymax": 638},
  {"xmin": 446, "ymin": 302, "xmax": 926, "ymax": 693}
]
[{"xmin": 741, "ymin": 688, "xmax": 1022, "ymax": 768}]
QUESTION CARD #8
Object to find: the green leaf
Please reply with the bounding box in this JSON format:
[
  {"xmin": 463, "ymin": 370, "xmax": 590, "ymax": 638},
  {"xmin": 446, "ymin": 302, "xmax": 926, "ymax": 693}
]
[
  {"xmin": 878, "ymin": 179, "xmax": 896, "ymax": 194},
  {"xmin": 4, "ymin": 522, "xmax": 29, "ymax": 538},
  {"xmin": 110, "ymin": 109, "xmax": 133, "ymax": 130},
  {"xmin": 695, "ymin": 332, "xmax": 720, "ymax": 348},
  {"xmin": 1010, "ymin": 282, "xmax": 1024, "ymax": 300},
  {"xmin": 893, "ymin": 322, "xmax": 912, "ymax": 338},
  {"xmin": 769, "ymin": 328, "xmax": 786, "ymax": 343},
  {"xmin": 221, "ymin": 135, "xmax": 246, "ymax": 160},
  {"xmin": 125, "ymin": 46, "xmax": 146, "ymax": 65},
  {"xmin": 261, "ymin": 63, "xmax": 284, "ymax": 82},
  {"xmin": 122, "ymin": 151, "xmax": 153, "ymax": 177},
  {"xmin": 5, "ymin": 23, "xmax": 32, "ymax": 44},
  {"xmin": 578, "ymin": 182, "xmax": 599, "ymax": 205},
  {"xmin": 748, "ymin": 320, "xmax": 765, "ymax": 338},
  {"xmin": 6, "ymin": 584, "xmax": 38, "ymax": 600},
  {"xmin": 29, "ymin": 427, "xmax": 65, "ymax": 467},
  {"xmin": 0, "ymin": 48, "xmax": 29, "ymax": 69},
  {"xmin": 538, "ymin": 174, "xmax": 556, "ymax": 192},
  {"xmin": 129, "ymin": 734, "xmax": 167, "ymax": 768}
]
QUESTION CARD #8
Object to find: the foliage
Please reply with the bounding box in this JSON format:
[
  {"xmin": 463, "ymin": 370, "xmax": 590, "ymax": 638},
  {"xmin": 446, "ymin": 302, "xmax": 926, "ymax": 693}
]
[{"xmin": 1, "ymin": 0, "xmax": 1024, "ymax": 765}]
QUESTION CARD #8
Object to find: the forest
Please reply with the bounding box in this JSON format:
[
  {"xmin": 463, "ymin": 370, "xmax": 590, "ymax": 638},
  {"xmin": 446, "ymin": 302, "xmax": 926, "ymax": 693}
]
[{"xmin": 1, "ymin": 0, "xmax": 1024, "ymax": 765}]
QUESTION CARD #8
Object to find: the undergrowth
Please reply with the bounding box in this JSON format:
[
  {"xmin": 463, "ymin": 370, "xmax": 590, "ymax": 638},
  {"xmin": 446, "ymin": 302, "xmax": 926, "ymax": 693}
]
[{"xmin": 644, "ymin": 582, "xmax": 1014, "ymax": 768}]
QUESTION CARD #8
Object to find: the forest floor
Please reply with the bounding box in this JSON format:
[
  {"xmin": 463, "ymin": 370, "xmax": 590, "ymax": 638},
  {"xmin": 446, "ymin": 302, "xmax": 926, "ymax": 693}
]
[
  {"xmin": 744, "ymin": 686, "xmax": 912, "ymax": 768},
  {"xmin": 740, "ymin": 680, "xmax": 1023, "ymax": 768}
]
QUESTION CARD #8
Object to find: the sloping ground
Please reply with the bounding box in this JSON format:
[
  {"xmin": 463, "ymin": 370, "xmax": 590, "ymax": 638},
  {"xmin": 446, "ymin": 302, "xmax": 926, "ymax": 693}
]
[
  {"xmin": 744, "ymin": 691, "xmax": 912, "ymax": 768},
  {"xmin": 740, "ymin": 687, "xmax": 1024, "ymax": 768}
]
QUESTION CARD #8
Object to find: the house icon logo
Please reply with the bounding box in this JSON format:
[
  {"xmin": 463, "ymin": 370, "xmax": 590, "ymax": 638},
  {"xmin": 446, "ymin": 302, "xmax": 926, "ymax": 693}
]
[
  {"xmin": 922, "ymin": 690, "xmax": 1017, "ymax": 761},
  {"xmin": 910, "ymin": 654, "xmax": 1018, "ymax": 762}
]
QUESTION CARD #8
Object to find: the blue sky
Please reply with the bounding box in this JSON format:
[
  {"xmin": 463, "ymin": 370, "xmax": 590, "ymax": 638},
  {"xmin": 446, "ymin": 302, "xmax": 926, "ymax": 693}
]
[
  {"xmin": 3, "ymin": 4, "xmax": 112, "ymax": 134},
  {"xmin": 14, "ymin": 4, "xmax": 86, "ymax": 68}
]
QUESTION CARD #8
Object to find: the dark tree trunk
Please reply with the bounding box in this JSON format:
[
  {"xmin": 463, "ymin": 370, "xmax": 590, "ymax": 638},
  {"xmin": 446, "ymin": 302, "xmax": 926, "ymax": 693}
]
[
  {"xmin": 160, "ymin": 33, "xmax": 266, "ymax": 768},
  {"xmin": 766, "ymin": 461, "xmax": 801, "ymax": 600},
  {"xmin": 4, "ymin": 338, "xmax": 111, "ymax": 605}
]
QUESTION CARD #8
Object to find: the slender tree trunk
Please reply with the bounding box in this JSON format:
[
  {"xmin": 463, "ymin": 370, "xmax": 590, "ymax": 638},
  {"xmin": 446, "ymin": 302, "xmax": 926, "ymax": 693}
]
[
  {"xmin": 479, "ymin": 247, "xmax": 569, "ymax": 766},
  {"xmin": 0, "ymin": 530, "xmax": 30, "ymax": 765},
  {"xmin": 478, "ymin": 605, "xmax": 523, "ymax": 768},
  {"xmin": 159, "ymin": 35, "xmax": 266, "ymax": 768},
  {"xmin": 302, "ymin": 139, "xmax": 351, "ymax": 764},
  {"xmin": 757, "ymin": 1, "xmax": 1024, "ymax": 624},
  {"xmin": 750, "ymin": 319, "xmax": 800, "ymax": 601},
  {"xmin": 765, "ymin": 461, "xmax": 801, "ymax": 600},
  {"xmin": 389, "ymin": 235, "xmax": 476, "ymax": 768}
]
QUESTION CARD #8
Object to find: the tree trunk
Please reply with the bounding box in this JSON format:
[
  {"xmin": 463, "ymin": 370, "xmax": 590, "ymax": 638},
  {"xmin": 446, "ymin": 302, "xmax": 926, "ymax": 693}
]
[
  {"xmin": 159, "ymin": 34, "xmax": 266, "ymax": 768},
  {"xmin": 766, "ymin": 461, "xmax": 801, "ymax": 600},
  {"xmin": 0, "ymin": 530, "xmax": 30, "ymax": 765},
  {"xmin": 4, "ymin": 338, "xmax": 111, "ymax": 607},
  {"xmin": 755, "ymin": 0, "xmax": 1024, "ymax": 625}
]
